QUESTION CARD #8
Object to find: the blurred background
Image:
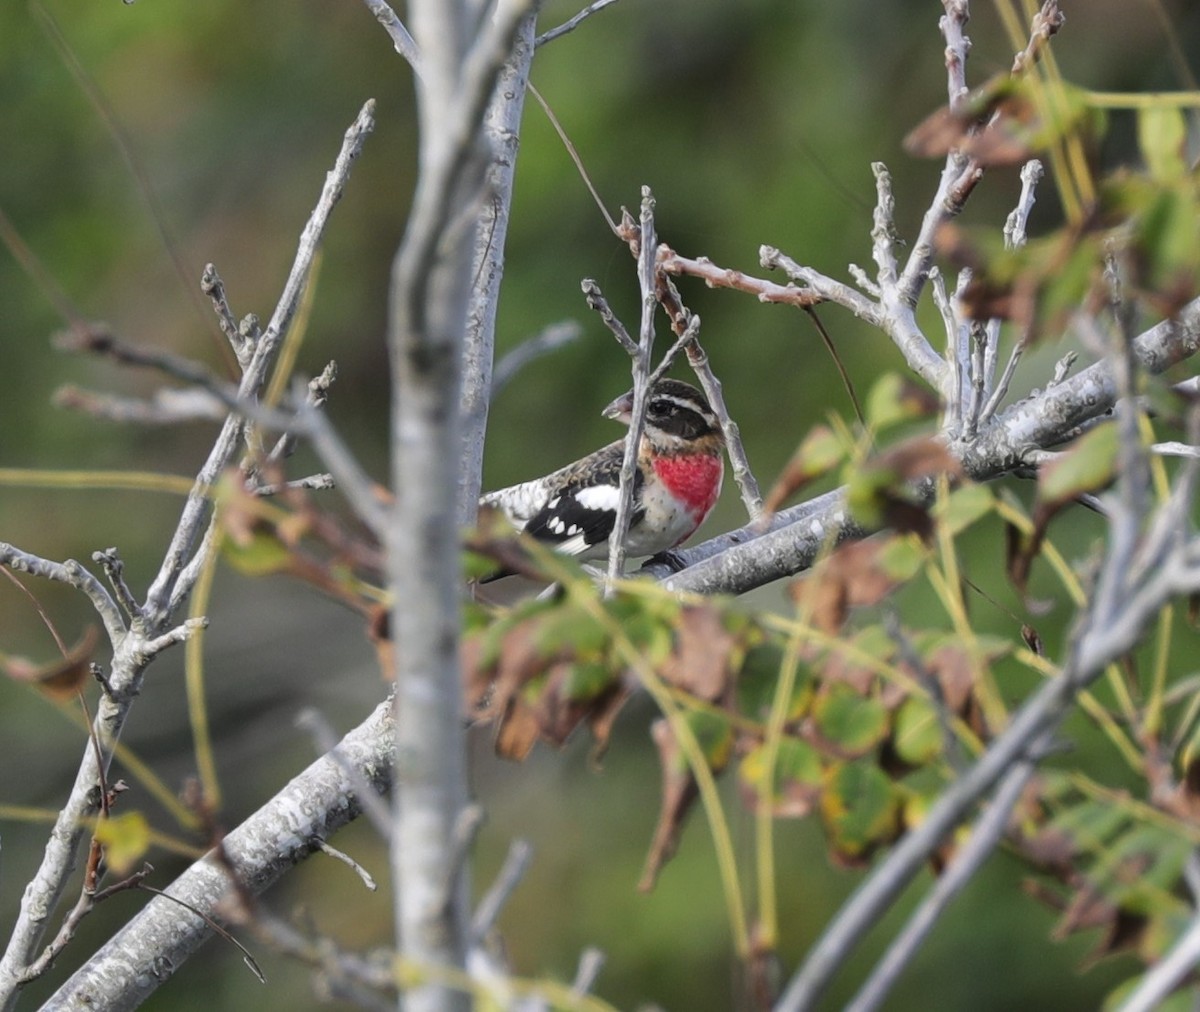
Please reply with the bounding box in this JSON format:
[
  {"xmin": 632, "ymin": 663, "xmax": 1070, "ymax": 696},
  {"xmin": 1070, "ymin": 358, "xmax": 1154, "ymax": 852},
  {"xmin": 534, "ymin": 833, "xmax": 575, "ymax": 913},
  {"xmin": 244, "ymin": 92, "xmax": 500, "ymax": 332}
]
[{"xmin": 2, "ymin": 0, "xmax": 1198, "ymax": 1008}]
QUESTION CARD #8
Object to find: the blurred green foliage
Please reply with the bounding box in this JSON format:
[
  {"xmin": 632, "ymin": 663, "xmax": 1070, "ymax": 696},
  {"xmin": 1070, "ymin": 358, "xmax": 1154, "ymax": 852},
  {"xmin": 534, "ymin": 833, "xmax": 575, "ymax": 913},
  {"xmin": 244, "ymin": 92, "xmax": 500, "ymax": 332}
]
[{"xmin": 2, "ymin": 0, "xmax": 1199, "ymax": 1009}]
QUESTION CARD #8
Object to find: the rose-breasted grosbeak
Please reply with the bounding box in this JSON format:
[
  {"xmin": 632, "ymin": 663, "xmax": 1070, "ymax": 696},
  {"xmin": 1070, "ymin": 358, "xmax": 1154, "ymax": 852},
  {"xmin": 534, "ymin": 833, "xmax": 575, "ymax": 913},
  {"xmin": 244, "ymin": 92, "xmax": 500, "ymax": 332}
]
[{"xmin": 480, "ymin": 378, "xmax": 725, "ymax": 566}]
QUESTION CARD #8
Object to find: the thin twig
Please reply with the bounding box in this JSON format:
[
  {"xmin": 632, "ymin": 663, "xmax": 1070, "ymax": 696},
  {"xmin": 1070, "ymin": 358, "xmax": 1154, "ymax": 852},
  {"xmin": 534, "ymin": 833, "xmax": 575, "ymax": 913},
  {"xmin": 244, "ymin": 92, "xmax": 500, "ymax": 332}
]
[
  {"xmin": 659, "ymin": 248, "xmax": 824, "ymax": 309},
  {"xmin": 979, "ymin": 160, "xmax": 1044, "ymax": 423},
  {"xmin": 607, "ymin": 192, "xmax": 659, "ymax": 585},
  {"xmin": 571, "ymin": 948, "xmax": 606, "ymax": 998},
  {"xmin": 359, "ymin": 0, "xmax": 421, "ymax": 72},
  {"xmin": 844, "ymin": 740, "xmax": 1045, "ymax": 1012},
  {"xmin": 940, "ymin": 0, "xmax": 971, "ymax": 109},
  {"xmin": 91, "ymin": 548, "xmax": 142, "ymax": 621},
  {"xmin": 316, "ymin": 840, "xmax": 377, "ymax": 891},
  {"xmin": 535, "ymin": 0, "xmax": 622, "ymax": 47},
  {"xmin": 1117, "ymin": 911, "xmax": 1200, "ymax": 1012},
  {"xmin": 268, "ymin": 362, "xmax": 338, "ymax": 464},
  {"xmin": 54, "ymin": 385, "xmax": 225, "ymax": 425},
  {"xmin": 582, "ymin": 279, "xmax": 638, "ymax": 355},
  {"xmin": 143, "ymin": 99, "xmax": 376, "ymax": 625},
  {"xmin": 54, "ymin": 328, "xmax": 222, "ymax": 390},
  {"xmin": 471, "ymin": 839, "xmax": 533, "ymax": 941},
  {"xmin": 200, "ymin": 263, "xmax": 246, "ymax": 364},
  {"xmin": 528, "ymin": 83, "xmax": 618, "ymax": 235},
  {"xmin": 931, "ymin": 268, "xmax": 962, "ymax": 431},
  {"xmin": 492, "ymin": 321, "xmax": 583, "ymax": 394}
]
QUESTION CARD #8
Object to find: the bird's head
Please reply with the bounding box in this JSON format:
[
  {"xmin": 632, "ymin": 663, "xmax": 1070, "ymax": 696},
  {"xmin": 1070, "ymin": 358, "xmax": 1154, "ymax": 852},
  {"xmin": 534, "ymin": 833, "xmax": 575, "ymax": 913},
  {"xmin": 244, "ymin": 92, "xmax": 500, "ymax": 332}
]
[{"xmin": 603, "ymin": 378, "xmax": 724, "ymax": 451}]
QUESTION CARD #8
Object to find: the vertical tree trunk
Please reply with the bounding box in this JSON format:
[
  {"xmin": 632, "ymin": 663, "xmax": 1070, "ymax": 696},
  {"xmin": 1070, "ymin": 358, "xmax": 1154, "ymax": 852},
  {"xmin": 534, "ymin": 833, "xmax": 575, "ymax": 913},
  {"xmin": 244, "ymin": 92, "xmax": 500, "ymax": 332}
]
[{"xmin": 388, "ymin": 4, "xmax": 535, "ymax": 1009}]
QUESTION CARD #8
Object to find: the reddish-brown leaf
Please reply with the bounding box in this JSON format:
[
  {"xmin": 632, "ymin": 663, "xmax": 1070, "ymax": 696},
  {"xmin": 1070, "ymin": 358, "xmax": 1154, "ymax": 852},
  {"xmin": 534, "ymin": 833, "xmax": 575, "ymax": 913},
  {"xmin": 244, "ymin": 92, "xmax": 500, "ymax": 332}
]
[
  {"xmin": 639, "ymin": 718, "xmax": 699, "ymax": 892},
  {"xmin": 925, "ymin": 642, "xmax": 975, "ymax": 715},
  {"xmin": 494, "ymin": 701, "xmax": 539, "ymax": 761},
  {"xmin": 3, "ymin": 625, "xmax": 99, "ymax": 700},
  {"xmin": 872, "ymin": 437, "xmax": 964, "ymax": 483},
  {"xmin": 791, "ymin": 540, "xmax": 908, "ymax": 634},
  {"xmin": 367, "ymin": 605, "xmax": 393, "ymax": 683},
  {"xmin": 660, "ymin": 605, "xmax": 737, "ymax": 701}
]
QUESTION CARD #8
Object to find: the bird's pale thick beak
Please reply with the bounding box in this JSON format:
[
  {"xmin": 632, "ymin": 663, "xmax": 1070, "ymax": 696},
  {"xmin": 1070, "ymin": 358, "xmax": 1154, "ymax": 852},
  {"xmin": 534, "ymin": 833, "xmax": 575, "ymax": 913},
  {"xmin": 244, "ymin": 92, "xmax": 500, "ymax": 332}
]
[{"xmin": 602, "ymin": 389, "xmax": 634, "ymax": 424}]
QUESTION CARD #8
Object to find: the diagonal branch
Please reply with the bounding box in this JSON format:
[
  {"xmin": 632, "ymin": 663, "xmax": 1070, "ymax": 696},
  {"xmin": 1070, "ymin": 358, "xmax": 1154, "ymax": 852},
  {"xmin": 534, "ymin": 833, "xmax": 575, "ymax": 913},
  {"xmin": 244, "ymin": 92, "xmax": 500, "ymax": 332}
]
[
  {"xmin": 42, "ymin": 699, "xmax": 395, "ymax": 1009},
  {"xmin": 143, "ymin": 100, "xmax": 377, "ymax": 626},
  {"xmin": 0, "ymin": 102, "xmax": 376, "ymax": 1012}
]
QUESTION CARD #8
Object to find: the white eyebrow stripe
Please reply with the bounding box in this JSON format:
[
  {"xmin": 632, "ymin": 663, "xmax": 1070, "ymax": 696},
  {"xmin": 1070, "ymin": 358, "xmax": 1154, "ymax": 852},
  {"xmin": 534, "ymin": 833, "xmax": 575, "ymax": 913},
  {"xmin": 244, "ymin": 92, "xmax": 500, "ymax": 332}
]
[{"xmin": 650, "ymin": 394, "xmax": 716, "ymax": 425}]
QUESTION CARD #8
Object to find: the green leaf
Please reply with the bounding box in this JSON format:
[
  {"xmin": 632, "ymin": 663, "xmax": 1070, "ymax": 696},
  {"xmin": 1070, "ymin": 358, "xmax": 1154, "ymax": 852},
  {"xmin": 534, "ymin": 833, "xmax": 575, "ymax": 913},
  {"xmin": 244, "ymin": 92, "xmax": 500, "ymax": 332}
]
[
  {"xmin": 739, "ymin": 737, "xmax": 824, "ymax": 817},
  {"xmin": 605, "ymin": 596, "xmax": 674, "ymax": 667},
  {"xmin": 813, "ymin": 683, "xmax": 890, "ymax": 756},
  {"xmin": 876, "ymin": 535, "xmax": 925, "ymax": 582},
  {"xmin": 865, "ymin": 373, "xmax": 936, "ymax": 432},
  {"xmin": 937, "ymin": 483, "xmax": 995, "ymax": 536},
  {"xmin": 1038, "ymin": 422, "xmax": 1119, "ymax": 508},
  {"xmin": 1134, "ymin": 183, "xmax": 1200, "ymax": 299},
  {"xmin": 560, "ymin": 659, "xmax": 617, "ymax": 703},
  {"xmin": 678, "ymin": 709, "xmax": 735, "ymax": 772},
  {"xmin": 1047, "ymin": 798, "xmax": 1126, "ymax": 852},
  {"xmin": 1138, "ymin": 105, "xmax": 1188, "ymax": 182},
  {"xmin": 845, "ymin": 624, "xmax": 897, "ymax": 664},
  {"xmin": 735, "ymin": 641, "xmax": 812, "ymax": 723},
  {"xmin": 220, "ymin": 528, "xmax": 291, "ymax": 576},
  {"xmin": 892, "ymin": 696, "xmax": 942, "ymax": 766},
  {"xmin": 532, "ymin": 605, "xmax": 606, "ymax": 660},
  {"xmin": 820, "ymin": 761, "xmax": 900, "ymax": 861}
]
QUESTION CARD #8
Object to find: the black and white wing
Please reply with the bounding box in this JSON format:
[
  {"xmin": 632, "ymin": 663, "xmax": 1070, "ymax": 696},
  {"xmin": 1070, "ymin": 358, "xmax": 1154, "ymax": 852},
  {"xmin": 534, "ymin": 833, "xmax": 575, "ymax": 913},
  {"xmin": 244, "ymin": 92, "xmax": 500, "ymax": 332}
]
[{"xmin": 522, "ymin": 443, "xmax": 645, "ymax": 559}]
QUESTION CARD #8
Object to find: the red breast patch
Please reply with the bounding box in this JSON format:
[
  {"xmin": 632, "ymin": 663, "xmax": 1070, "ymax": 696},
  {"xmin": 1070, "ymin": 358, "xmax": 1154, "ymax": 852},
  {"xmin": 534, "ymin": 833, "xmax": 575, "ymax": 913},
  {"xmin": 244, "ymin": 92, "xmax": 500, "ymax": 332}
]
[{"xmin": 652, "ymin": 454, "xmax": 723, "ymax": 521}]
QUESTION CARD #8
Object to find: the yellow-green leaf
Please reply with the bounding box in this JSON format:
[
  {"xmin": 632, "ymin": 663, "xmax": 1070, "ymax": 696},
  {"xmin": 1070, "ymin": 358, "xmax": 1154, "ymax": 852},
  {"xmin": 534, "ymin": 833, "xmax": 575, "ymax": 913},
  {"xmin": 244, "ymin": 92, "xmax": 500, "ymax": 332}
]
[
  {"xmin": 865, "ymin": 373, "xmax": 937, "ymax": 433},
  {"xmin": 1138, "ymin": 105, "xmax": 1188, "ymax": 182},
  {"xmin": 93, "ymin": 811, "xmax": 151, "ymax": 875},
  {"xmin": 739, "ymin": 737, "xmax": 824, "ymax": 817},
  {"xmin": 221, "ymin": 529, "xmax": 291, "ymax": 576},
  {"xmin": 937, "ymin": 483, "xmax": 995, "ymax": 536},
  {"xmin": 892, "ymin": 696, "xmax": 942, "ymax": 766},
  {"xmin": 820, "ymin": 761, "xmax": 900, "ymax": 861},
  {"xmin": 876, "ymin": 535, "xmax": 925, "ymax": 582}
]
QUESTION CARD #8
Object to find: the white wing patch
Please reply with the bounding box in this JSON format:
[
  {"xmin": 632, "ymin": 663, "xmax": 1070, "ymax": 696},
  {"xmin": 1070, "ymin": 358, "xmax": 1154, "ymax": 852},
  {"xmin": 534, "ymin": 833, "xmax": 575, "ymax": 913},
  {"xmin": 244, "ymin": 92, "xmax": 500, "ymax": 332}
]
[
  {"xmin": 554, "ymin": 532, "xmax": 591, "ymax": 557},
  {"xmin": 573, "ymin": 484, "xmax": 622, "ymax": 512}
]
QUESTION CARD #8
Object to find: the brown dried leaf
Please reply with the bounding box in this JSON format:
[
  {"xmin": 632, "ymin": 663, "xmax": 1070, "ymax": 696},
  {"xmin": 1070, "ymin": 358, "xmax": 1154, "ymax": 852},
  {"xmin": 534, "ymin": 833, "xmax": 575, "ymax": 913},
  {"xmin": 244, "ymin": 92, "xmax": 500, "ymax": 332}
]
[
  {"xmin": 585, "ymin": 680, "xmax": 633, "ymax": 764},
  {"xmin": 494, "ymin": 701, "xmax": 540, "ymax": 761},
  {"xmin": 905, "ymin": 76, "xmax": 1040, "ymax": 166},
  {"xmin": 1053, "ymin": 880, "xmax": 1117, "ymax": 940},
  {"xmin": 3, "ymin": 625, "xmax": 99, "ymax": 700},
  {"xmin": 534, "ymin": 662, "xmax": 609, "ymax": 747},
  {"xmin": 367, "ymin": 606, "xmax": 393, "ymax": 682},
  {"xmin": 639, "ymin": 718, "xmax": 698, "ymax": 892},
  {"xmin": 872, "ymin": 437, "xmax": 964, "ymax": 483},
  {"xmin": 925, "ymin": 642, "xmax": 975, "ymax": 715},
  {"xmin": 1018, "ymin": 826, "xmax": 1078, "ymax": 875},
  {"xmin": 1163, "ymin": 756, "xmax": 1200, "ymax": 822},
  {"xmin": 660, "ymin": 605, "xmax": 737, "ymax": 701},
  {"xmin": 791, "ymin": 539, "xmax": 907, "ymax": 634}
]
